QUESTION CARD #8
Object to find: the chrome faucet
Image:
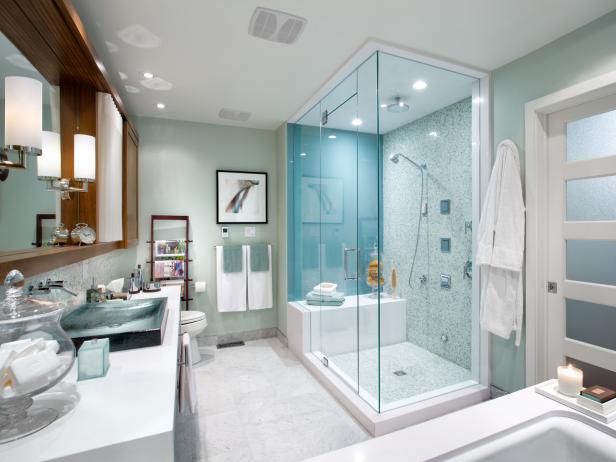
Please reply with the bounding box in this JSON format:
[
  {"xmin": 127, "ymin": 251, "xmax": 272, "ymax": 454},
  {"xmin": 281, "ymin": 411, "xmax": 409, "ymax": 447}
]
[{"xmin": 28, "ymin": 278, "xmax": 78, "ymax": 297}]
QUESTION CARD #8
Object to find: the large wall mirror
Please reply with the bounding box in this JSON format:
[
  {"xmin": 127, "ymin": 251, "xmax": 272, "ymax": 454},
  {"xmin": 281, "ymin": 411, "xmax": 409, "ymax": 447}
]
[{"xmin": 0, "ymin": 31, "xmax": 61, "ymax": 253}]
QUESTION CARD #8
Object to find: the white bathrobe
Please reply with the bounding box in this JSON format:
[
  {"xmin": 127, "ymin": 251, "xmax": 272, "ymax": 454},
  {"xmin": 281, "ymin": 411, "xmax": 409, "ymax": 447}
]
[{"xmin": 476, "ymin": 140, "xmax": 525, "ymax": 346}]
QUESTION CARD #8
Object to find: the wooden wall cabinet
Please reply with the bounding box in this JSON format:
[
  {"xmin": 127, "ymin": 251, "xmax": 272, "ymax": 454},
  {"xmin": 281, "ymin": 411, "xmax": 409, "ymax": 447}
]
[{"xmin": 122, "ymin": 121, "xmax": 139, "ymax": 248}]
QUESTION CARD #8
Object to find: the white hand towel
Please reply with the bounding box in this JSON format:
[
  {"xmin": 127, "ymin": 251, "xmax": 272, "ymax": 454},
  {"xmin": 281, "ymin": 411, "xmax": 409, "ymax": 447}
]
[
  {"xmin": 476, "ymin": 140, "xmax": 525, "ymax": 346},
  {"xmin": 247, "ymin": 244, "xmax": 273, "ymax": 310},
  {"xmin": 179, "ymin": 333, "xmax": 197, "ymax": 414},
  {"xmin": 216, "ymin": 246, "xmax": 247, "ymax": 312}
]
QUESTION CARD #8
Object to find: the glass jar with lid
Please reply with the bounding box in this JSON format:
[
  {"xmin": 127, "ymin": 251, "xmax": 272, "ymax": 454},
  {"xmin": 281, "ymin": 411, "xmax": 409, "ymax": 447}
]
[{"xmin": 0, "ymin": 270, "xmax": 75, "ymax": 443}]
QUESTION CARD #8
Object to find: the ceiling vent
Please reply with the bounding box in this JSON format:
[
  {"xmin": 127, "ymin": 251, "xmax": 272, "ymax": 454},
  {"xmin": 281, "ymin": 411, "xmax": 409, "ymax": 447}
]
[
  {"xmin": 248, "ymin": 7, "xmax": 307, "ymax": 44},
  {"xmin": 218, "ymin": 108, "xmax": 251, "ymax": 122}
]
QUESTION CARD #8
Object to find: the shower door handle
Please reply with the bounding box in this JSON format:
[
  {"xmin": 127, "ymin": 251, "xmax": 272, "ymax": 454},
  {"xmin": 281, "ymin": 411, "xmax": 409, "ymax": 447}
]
[{"xmin": 344, "ymin": 248, "xmax": 358, "ymax": 280}]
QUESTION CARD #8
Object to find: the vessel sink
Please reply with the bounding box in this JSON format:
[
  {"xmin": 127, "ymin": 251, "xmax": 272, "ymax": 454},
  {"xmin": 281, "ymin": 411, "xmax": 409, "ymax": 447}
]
[{"xmin": 61, "ymin": 297, "xmax": 168, "ymax": 352}]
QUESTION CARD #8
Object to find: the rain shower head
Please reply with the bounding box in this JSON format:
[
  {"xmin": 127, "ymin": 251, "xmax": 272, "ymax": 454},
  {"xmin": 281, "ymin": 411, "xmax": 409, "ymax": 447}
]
[
  {"xmin": 389, "ymin": 153, "xmax": 426, "ymax": 170},
  {"xmin": 386, "ymin": 97, "xmax": 410, "ymax": 113}
]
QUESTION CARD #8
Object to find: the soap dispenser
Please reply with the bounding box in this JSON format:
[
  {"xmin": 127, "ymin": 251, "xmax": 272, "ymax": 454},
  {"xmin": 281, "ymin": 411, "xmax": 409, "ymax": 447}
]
[{"xmin": 86, "ymin": 278, "xmax": 99, "ymax": 303}]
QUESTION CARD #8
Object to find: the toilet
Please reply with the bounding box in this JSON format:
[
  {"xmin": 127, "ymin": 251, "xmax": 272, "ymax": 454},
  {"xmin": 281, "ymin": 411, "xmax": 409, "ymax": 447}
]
[{"xmin": 179, "ymin": 310, "xmax": 207, "ymax": 364}]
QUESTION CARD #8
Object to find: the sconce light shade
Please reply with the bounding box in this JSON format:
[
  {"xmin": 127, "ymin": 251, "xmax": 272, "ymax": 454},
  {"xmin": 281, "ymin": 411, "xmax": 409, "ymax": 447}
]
[
  {"xmin": 5, "ymin": 76, "xmax": 42, "ymax": 152},
  {"xmin": 74, "ymin": 134, "xmax": 96, "ymax": 182},
  {"xmin": 38, "ymin": 131, "xmax": 61, "ymax": 179}
]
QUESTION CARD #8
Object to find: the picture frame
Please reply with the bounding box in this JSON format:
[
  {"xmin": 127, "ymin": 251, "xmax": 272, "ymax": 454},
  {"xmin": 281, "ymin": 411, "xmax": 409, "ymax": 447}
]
[
  {"xmin": 34, "ymin": 213, "xmax": 56, "ymax": 247},
  {"xmin": 216, "ymin": 170, "xmax": 268, "ymax": 224}
]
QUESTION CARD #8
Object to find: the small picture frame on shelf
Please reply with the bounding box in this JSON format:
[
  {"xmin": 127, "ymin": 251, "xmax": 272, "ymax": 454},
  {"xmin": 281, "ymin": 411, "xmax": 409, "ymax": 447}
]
[
  {"xmin": 216, "ymin": 170, "xmax": 268, "ymax": 224},
  {"xmin": 155, "ymin": 240, "xmax": 185, "ymax": 258}
]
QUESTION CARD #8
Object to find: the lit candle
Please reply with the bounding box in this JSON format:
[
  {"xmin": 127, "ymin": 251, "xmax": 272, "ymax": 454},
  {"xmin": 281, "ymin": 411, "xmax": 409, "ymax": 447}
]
[{"xmin": 557, "ymin": 364, "xmax": 583, "ymax": 397}]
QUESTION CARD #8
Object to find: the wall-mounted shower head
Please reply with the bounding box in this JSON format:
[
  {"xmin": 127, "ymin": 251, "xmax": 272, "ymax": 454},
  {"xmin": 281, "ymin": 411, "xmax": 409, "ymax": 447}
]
[{"xmin": 389, "ymin": 153, "xmax": 426, "ymax": 170}]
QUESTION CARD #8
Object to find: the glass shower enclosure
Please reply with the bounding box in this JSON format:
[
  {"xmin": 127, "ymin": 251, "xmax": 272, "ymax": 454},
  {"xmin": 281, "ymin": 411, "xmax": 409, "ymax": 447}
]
[{"xmin": 287, "ymin": 51, "xmax": 482, "ymax": 412}]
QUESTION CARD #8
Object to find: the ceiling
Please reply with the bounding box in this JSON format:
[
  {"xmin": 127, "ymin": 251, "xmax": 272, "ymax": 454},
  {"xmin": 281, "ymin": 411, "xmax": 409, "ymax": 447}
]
[
  {"xmin": 72, "ymin": 0, "xmax": 616, "ymax": 130},
  {"xmin": 295, "ymin": 52, "xmax": 477, "ymax": 134}
]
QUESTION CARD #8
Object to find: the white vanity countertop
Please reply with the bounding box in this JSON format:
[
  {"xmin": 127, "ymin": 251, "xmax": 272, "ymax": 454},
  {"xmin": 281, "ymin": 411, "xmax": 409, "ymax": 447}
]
[
  {"xmin": 0, "ymin": 285, "xmax": 181, "ymax": 462},
  {"xmin": 307, "ymin": 384, "xmax": 616, "ymax": 461}
]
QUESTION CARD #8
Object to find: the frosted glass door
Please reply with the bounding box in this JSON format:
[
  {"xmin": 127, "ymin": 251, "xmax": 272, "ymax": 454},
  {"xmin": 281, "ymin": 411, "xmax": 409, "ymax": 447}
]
[{"xmin": 547, "ymin": 94, "xmax": 616, "ymax": 377}]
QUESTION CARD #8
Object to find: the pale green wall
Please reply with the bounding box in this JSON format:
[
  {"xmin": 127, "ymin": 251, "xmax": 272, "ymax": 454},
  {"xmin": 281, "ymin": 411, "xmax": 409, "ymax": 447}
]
[
  {"xmin": 492, "ymin": 10, "xmax": 616, "ymax": 393},
  {"xmin": 135, "ymin": 117, "xmax": 280, "ymax": 337}
]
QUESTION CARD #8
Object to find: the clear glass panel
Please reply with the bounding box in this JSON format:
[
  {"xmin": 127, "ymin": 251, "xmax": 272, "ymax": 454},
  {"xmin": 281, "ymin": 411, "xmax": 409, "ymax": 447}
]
[
  {"xmin": 378, "ymin": 51, "xmax": 477, "ymax": 410},
  {"xmin": 567, "ymin": 109, "xmax": 616, "ymax": 161},
  {"xmin": 566, "ymin": 299, "xmax": 616, "ymax": 350},
  {"xmin": 566, "ymin": 240, "xmax": 616, "ymax": 286},
  {"xmin": 289, "ymin": 104, "xmax": 322, "ymax": 301},
  {"xmin": 319, "ymin": 80, "xmax": 360, "ymax": 393},
  {"xmin": 566, "ymin": 176, "xmax": 616, "ymax": 221},
  {"xmin": 356, "ymin": 53, "xmax": 381, "ymax": 410}
]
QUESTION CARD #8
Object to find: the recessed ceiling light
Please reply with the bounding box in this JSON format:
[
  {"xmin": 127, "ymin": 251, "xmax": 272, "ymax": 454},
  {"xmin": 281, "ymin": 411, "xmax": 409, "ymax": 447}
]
[
  {"xmin": 143, "ymin": 71, "xmax": 154, "ymax": 79},
  {"xmin": 300, "ymin": 152, "xmax": 307, "ymax": 157},
  {"xmin": 413, "ymin": 80, "xmax": 428, "ymax": 91},
  {"xmin": 351, "ymin": 118, "xmax": 363, "ymax": 126},
  {"xmin": 156, "ymin": 102, "xmax": 165, "ymax": 109},
  {"xmin": 428, "ymin": 131, "xmax": 438, "ymax": 138},
  {"xmin": 328, "ymin": 135, "xmax": 336, "ymax": 139},
  {"xmin": 380, "ymin": 103, "xmax": 387, "ymax": 108}
]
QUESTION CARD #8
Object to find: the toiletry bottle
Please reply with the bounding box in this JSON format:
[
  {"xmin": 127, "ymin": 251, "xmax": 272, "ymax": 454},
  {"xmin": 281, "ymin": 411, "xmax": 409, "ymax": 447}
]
[
  {"xmin": 135, "ymin": 264, "xmax": 144, "ymax": 291},
  {"xmin": 129, "ymin": 273, "xmax": 140, "ymax": 295}
]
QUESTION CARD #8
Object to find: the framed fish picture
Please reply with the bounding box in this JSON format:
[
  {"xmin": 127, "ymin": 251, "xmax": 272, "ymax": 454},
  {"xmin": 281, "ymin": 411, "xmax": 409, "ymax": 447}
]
[{"xmin": 216, "ymin": 170, "xmax": 268, "ymax": 224}]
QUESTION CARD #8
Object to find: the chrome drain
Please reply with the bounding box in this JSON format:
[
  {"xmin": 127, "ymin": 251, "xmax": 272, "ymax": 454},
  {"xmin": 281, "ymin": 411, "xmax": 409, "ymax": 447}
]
[{"xmin": 393, "ymin": 370, "xmax": 407, "ymax": 376}]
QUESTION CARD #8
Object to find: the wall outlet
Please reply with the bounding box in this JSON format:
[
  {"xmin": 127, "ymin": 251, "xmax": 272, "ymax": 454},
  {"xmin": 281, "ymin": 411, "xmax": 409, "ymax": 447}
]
[
  {"xmin": 244, "ymin": 226, "xmax": 256, "ymax": 238},
  {"xmin": 221, "ymin": 227, "xmax": 229, "ymax": 238}
]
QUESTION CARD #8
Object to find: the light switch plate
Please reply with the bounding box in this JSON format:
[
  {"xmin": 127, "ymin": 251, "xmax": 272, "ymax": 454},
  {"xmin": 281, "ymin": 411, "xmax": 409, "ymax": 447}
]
[
  {"xmin": 221, "ymin": 227, "xmax": 229, "ymax": 239},
  {"xmin": 244, "ymin": 226, "xmax": 256, "ymax": 238}
]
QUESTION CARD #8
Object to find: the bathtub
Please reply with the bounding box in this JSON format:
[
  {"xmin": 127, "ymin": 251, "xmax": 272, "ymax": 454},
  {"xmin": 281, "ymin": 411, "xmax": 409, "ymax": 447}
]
[
  {"xmin": 305, "ymin": 384, "xmax": 616, "ymax": 461},
  {"xmin": 437, "ymin": 411, "xmax": 616, "ymax": 461},
  {"xmin": 290, "ymin": 294, "xmax": 407, "ymax": 356}
]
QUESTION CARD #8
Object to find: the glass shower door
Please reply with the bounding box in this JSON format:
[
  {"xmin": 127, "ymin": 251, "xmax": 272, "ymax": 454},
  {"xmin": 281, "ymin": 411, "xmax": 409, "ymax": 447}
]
[
  {"xmin": 317, "ymin": 78, "xmax": 360, "ymax": 393},
  {"xmin": 316, "ymin": 54, "xmax": 381, "ymax": 408}
]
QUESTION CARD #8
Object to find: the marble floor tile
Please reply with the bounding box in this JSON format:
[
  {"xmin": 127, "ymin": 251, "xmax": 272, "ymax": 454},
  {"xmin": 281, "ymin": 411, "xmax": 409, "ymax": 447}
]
[{"xmin": 177, "ymin": 338, "xmax": 371, "ymax": 462}]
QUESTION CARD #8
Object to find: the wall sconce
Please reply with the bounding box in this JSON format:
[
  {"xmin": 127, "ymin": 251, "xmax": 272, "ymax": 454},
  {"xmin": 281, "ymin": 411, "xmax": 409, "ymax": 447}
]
[
  {"xmin": 1, "ymin": 76, "xmax": 42, "ymax": 170},
  {"xmin": 38, "ymin": 131, "xmax": 96, "ymax": 200}
]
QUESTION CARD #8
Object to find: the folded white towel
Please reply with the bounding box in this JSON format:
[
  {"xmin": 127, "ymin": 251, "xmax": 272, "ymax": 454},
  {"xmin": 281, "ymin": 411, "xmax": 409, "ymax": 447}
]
[
  {"xmin": 216, "ymin": 246, "xmax": 247, "ymax": 312},
  {"xmin": 247, "ymin": 244, "xmax": 273, "ymax": 310},
  {"xmin": 312, "ymin": 282, "xmax": 337, "ymax": 295}
]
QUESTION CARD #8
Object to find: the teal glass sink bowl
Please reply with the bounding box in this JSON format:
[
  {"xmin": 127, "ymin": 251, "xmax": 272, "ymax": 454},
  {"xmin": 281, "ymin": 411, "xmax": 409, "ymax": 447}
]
[{"xmin": 61, "ymin": 297, "xmax": 168, "ymax": 352}]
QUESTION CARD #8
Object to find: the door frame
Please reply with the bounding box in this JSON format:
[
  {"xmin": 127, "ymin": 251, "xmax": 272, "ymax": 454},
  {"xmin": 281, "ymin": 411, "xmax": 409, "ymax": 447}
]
[{"xmin": 525, "ymin": 69, "xmax": 616, "ymax": 386}]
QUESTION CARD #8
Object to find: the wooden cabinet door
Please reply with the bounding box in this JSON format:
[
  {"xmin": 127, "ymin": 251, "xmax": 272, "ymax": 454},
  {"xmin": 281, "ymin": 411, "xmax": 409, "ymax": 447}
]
[{"xmin": 122, "ymin": 121, "xmax": 139, "ymax": 247}]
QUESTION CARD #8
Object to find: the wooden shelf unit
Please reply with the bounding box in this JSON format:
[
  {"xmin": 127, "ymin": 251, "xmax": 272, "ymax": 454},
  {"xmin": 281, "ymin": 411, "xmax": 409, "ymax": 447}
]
[{"xmin": 148, "ymin": 215, "xmax": 192, "ymax": 310}]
